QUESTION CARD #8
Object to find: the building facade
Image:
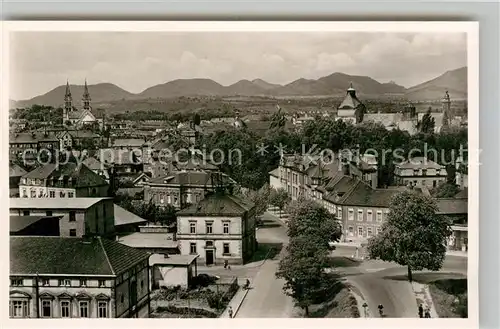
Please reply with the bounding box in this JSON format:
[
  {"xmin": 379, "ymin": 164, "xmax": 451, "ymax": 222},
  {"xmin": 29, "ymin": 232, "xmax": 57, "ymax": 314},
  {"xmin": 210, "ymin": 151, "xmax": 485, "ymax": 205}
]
[
  {"xmin": 9, "ymin": 236, "xmax": 150, "ymax": 318},
  {"xmin": 19, "ymin": 162, "xmax": 109, "ymax": 199},
  {"xmin": 144, "ymin": 171, "xmax": 234, "ymax": 209},
  {"xmin": 10, "ymin": 198, "xmax": 115, "ymax": 238},
  {"xmin": 394, "ymin": 156, "xmax": 447, "ymax": 188},
  {"xmin": 176, "ymin": 193, "xmax": 257, "ymax": 265}
]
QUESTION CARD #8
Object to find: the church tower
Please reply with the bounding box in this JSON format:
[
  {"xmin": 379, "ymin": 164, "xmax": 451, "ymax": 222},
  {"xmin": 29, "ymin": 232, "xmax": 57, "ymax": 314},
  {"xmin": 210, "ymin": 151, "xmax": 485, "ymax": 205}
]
[
  {"xmin": 442, "ymin": 90, "xmax": 452, "ymax": 117},
  {"xmin": 82, "ymin": 79, "xmax": 92, "ymax": 112},
  {"xmin": 63, "ymin": 80, "xmax": 72, "ymax": 123}
]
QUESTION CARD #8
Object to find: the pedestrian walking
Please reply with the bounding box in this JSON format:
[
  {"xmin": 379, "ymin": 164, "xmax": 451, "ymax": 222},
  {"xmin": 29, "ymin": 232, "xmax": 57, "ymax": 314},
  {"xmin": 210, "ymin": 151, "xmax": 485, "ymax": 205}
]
[
  {"xmin": 418, "ymin": 304, "xmax": 424, "ymax": 318},
  {"xmin": 228, "ymin": 306, "xmax": 233, "ymax": 318},
  {"xmin": 424, "ymin": 309, "xmax": 431, "ymax": 318},
  {"xmin": 224, "ymin": 260, "xmax": 228, "ymax": 269}
]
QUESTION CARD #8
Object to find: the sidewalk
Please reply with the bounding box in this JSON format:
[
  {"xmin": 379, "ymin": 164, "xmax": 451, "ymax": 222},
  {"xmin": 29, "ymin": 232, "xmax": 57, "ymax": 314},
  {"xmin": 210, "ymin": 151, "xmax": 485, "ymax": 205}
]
[
  {"xmin": 411, "ymin": 281, "xmax": 439, "ymax": 318},
  {"xmin": 446, "ymin": 250, "xmax": 468, "ymax": 258},
  {"xmin": 220, "ymin": 287, "xmax": 250, "ymax": 318}
]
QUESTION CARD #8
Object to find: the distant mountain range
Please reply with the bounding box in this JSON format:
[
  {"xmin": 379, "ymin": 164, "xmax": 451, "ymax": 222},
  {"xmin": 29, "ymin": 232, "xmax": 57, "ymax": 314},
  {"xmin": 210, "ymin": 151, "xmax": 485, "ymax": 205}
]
[{"xmin": 11, "ymin": 67, "xmax": 467, "ymax": 108}]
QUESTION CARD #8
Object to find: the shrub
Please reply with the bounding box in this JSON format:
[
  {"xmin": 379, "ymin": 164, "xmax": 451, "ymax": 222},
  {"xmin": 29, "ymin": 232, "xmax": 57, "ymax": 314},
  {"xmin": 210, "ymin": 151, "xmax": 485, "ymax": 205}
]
[{"xmin": 206, "ymin": 291, "xmax": 229, "ymax": 310}]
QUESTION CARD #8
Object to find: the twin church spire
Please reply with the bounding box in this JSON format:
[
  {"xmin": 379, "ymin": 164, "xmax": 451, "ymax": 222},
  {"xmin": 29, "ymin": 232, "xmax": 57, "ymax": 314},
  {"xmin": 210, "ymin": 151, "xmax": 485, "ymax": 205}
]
[{"xmin": 63, "ymin": 79, "xmax": 92, "ymax": 124}]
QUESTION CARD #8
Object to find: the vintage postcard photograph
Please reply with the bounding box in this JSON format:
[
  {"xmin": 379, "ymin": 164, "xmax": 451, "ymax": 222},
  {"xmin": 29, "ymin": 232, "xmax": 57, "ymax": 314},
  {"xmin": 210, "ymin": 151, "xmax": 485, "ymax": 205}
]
[{"xmin": 1, "ymin": 21, "xmax": 478, "ymax": 328}]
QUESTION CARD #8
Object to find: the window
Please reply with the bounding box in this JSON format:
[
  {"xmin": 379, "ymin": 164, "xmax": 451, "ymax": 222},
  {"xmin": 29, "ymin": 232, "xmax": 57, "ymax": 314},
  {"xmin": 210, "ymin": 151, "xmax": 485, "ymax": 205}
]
[
  {"xmin": 206, "ymin": 222, "xmax": 213, "ymax": 234},
  {"xmin": 11, "ymin": 279, "xmax": 23, "ymax": 286},
  {"xmin": 348, "ymin": 209, "xmax": 354, "ymax": 221},
  {"xmin": 69, "ymin": 229, "xmax": 77, "ymax": 237},
  {"xmin": 42, "ymin": 300, "xmax": 52, "ymax": 317},
  {"xmin": 59, "ymin": 191, "xmax": 65, "ymax": 198},
  {"xmin": 120, "ymin": 294, "xmax": 124, "ymax": 303},
  {"xmin": 31, "ymin": 190, "xmax": 36, "ymax": 198},
  {"xmin": 58, "ymin": 279, "xmax": 71, "ymax": 287},
  {"xmin": 223, "ymin": 222, "xmax": 229, "ymax": 234},
  {"xmin": 98, "ymin": 301, "xmax": 108, "ymax": 318},
  {"xmin": 348, "ymin": 226, "xmax": 354, "ymax": 236},
  {"xmin": 422, "ymin": 169, "xmax": 427, "ymax": 176},
  {"xmin": 69, "ymin": 211, "xmax": 76, "ymax": 222},
  {"xmin": 189, "ymin": 222, "xmax": 196, "ymax": 234},
  {"xmin": 10, "ymin": 300, "xmax": 29, "ymax": 318},
  {"xmin": 79, "ymin": 301, "xmax": 89, "ymax": 318},
  {"xmin": 357, "ymin": 210, "xmax": 363, "ymax": 221},
  {"xmin": 357, "ymin": 226, "xmax": 363, "ymax": 236},
  {"xmin": 98, "ymin": 280, "xmax": 106, "ymax": 288},
  {"xmin": 223, "ymin": 243, "xmax": 230, "ymax": 255},
  {"xmin": 337, "ymin": 207, "xmax": 342, "ymax": 219},
  {"xmin": 367, "ymin": 227, "xmax": 373, "ymax": 237},
  {"xmin": 376, "ymin": 211, "xmax": 382, "ymax": 222},
  {"xmin": 23, "ymin": 210, "xmax": 30, "ymax": 216},
  {"xmin": 68, "ymin": 192, "xmax": 74, "ymax": 198},
  {"xmin": 189, "ymin": 243, "xmax": 197, "ymax": 254},
  {"xmin": 41, "ymin": 278, "xmax": 49, "ymax": 286},
  {"xmin": 49, "ymin": 190, "xmax": 55, "ymax": 198},
  {"xmin": 376, "ymin": 227, "xmax": 381, "ymax": 235},
  {"xmin": 79, "ymin": 279, "xmax": 87, "ymax": 287},
  {"xmin": 46, "ymin": 211, "xmax": 53, "ymax": 216},
  {"xmin": 367, "ymin": 210, "xmax": 373, "ymax": 222},
  {"xmin": 60, "ymin": 301, "xmax": 70, "ymax": 318}
]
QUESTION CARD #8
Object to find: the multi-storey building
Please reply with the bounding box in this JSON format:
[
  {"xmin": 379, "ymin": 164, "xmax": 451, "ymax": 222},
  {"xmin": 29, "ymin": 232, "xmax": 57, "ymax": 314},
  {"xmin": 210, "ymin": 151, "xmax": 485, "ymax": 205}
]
[
  {"xmin": 19, "ymin": 162, "xmax": 109, "ymax": 198},
  {"xmin": 176, "ymin": 193, "xmax": 257, "ymax": 265},
  {"xmin": 9, "ymin": 236, "xmax": 151, "ymax": 318},
  {"xmin": 9, "ymin": 198, "xmax": 115, "ymax": 238},
  {"xmin": 144, "ymin": 171, "xmax": 234, "ymax": 209},
  {"xmin": 9, "ymin": 132, "xmax": 61, "ymax": 158},
  {"xmin": 394, "ymin": 156, "xmax": 447, "ymax": 188}
]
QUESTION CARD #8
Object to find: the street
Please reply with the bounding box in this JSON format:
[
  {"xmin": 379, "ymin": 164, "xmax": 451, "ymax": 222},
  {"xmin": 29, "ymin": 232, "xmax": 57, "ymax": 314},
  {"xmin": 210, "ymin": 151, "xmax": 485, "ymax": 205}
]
[{"xmin": 198, "ymin": 212, "xmax": 468, "ymax": 318}]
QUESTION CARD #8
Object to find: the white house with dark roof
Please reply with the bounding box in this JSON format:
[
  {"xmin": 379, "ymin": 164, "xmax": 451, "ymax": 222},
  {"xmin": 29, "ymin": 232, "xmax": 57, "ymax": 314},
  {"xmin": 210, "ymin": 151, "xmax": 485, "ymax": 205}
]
[
  {"xmin": 18, "ymin": 162, "xmax": 109, "ymax": 199},
  {"xmin": 9, "ymin": 236, "xmax": 151, "ymax": 318},
  {"xmin": 10, "ymin": 197, "xmax": 115, "ymax": 238},
  {"xmin": 394, "ymin": 156, "xmax": 447, "ymax": 188},
  {"xmin": 144, "ymin": 171, "xmax": 235, "ymax": 209},
  {"xmin": 336, "ymin": 83, "xmax": 366, "ymax": 123},
  {"xmin": 176, "ymin": 193, "xmax": 257, "ymax": 265}
]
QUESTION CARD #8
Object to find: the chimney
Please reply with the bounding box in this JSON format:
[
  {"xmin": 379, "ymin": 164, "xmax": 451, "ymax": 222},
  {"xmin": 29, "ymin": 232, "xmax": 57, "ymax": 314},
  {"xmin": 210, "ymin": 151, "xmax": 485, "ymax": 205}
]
[{"xmin": 342, "ymin": 162, "xmax": 350, "ymax": 176}]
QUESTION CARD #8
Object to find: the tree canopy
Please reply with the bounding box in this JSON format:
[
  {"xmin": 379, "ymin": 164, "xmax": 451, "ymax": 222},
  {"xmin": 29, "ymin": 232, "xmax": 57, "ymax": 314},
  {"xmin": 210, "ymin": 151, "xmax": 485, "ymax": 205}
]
[{"xmin": 367, "ymin": 190, "xmax": 452, "ymax": 282}]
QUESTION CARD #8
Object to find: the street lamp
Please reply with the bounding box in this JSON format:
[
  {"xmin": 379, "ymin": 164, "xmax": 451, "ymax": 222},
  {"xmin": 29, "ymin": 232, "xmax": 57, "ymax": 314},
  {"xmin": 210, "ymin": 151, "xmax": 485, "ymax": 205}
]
[{"xmin": 362, "ymin": 302, "xmax": 368, "ymax": 318}]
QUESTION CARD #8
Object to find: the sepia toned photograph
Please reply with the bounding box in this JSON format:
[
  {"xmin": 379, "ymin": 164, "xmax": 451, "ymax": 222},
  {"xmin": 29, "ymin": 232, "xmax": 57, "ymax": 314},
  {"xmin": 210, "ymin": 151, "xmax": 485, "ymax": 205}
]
[{"xmin": 3, "ymin": 22, "xmax": 478, "ymax": 323}]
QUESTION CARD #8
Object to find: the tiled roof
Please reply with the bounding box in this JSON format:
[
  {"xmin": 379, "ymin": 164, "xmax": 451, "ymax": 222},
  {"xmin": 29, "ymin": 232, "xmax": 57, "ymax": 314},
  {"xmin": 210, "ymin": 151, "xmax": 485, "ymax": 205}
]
[
  {"xmin": 338, "ymin": 90, "xmax": 363, "ymax": 110},
  {"xmin": 22, "ymin": 162, "xmax": 108, "ymax": 188},
  {"xmin": 176, "ymin": 193, "xmax": 254, "ymax": 217},
  {"xmin": 82, "ymin": 156, "xmax": 107, "ymax": 171},
  {"xmin": 9, "ymin": 163, "xmax": 27, "ymax": 177},
  {"xmin": 10, "ymin": 197, "xmax": 109, "ymax": 210},
  {"xmin": 112, "ymin": 138, "xmax": 145, "ymax": 148},
  {"xmin": 10, "ymin": 132, "xmax": 59, "ymax": 143},
  {"xmin": 148, "ymin": 171, "xmax": 232, "ymax": 187},
  {"xmin": 338, "ymin": 181, "xmax": 400, "ymax": 207},
  {"xmin": 10, "ymin": 236, "xmax": 150, "ymax": 276},
  {"xmin": 117, "ymin": 233, "xmax": 178, "ymax": 249},
  {"xmin": 10, "ymin": 215, "xmax": 62, "ymax": 233},
  {"xmin": 114, "ymin": 204, "xmax": 147, "ymax": 227},
  {"xmin": 269, "ymin": 168, "xmax": 280, "ymax": 177},
  {"xmin": 69, "ymin": 130, "xmax": 101, "ymax": 139},
  {"xmin": 98, "ymin": 148, "xmax": 140, "ymax": 165},
  {"xmin": 364, "ymin": 113, "xmax": 400, "ymax": 127},
  {"xmin": 436, "ymin": 198, "xmax": 468, "ymax": 215},
  {"xmin": 397, "ymin": 157, "xmax": 444, "ymax": 170}
]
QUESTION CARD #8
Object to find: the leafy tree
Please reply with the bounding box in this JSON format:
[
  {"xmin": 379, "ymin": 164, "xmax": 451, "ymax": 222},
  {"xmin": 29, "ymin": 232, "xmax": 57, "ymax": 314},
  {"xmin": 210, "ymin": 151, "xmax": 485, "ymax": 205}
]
[
  {"xmin": 193, "ymin": 113, "xmax": 201, "ymax": 126},
  {"xmin": 286, "ymin": 199, "xmax": 342, "ymax": 249},
  {"xmin": 269, "ymin": 106, "xmax": 286, "ymax": 129},
  {"xmin": 276, "ymin": 235, "xmax": 332, "ymax": 316},
  {"xmin": 418, "ymin": 109, "xmax": 436, "ymax": 133},
  {"xmin": 269, "ymin": 187, "xmax": 290, "ymax": 217},
  {"xmin": 367, "ymin": 190, "xmax": 452, "ymax": 282},
  {"xmin": 236, "ymin": 183, "xmax": 271, "ymax": 217},
  {"xmin": 430, "ymin": 182, "xmax": 460, "ymax": 198}
]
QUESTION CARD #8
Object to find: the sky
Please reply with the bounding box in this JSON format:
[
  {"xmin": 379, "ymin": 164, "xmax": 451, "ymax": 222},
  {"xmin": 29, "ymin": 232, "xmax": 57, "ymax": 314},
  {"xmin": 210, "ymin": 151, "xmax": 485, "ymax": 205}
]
[{"xmin": 9, "ymin": 31, "xmax": 467, "ymax": 100}]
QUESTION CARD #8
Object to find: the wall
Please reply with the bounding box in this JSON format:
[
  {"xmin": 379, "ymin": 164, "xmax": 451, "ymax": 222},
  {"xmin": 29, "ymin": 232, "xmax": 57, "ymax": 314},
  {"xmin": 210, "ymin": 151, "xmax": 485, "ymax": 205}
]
[
  {"xmin": 152, "ymin": 266, "xmax": 188, "ymax": 288},
  {"xmin": 114, "ymin": 259, "xmax": 149, "ymax": 318},
  {"xmin": 269, "ymin": 174, "xmax": 281, "ymax": 190},
  {"xmin": 341, "ymin": 205, "xmax": 389, "ymax": 242},
  {"xmin": 177, "ymin": 215, "xmax": 245, "ymax": 265},
  {"xmin": 9, "ymin": 276, "xmax": 114, "ymax": 318}
]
